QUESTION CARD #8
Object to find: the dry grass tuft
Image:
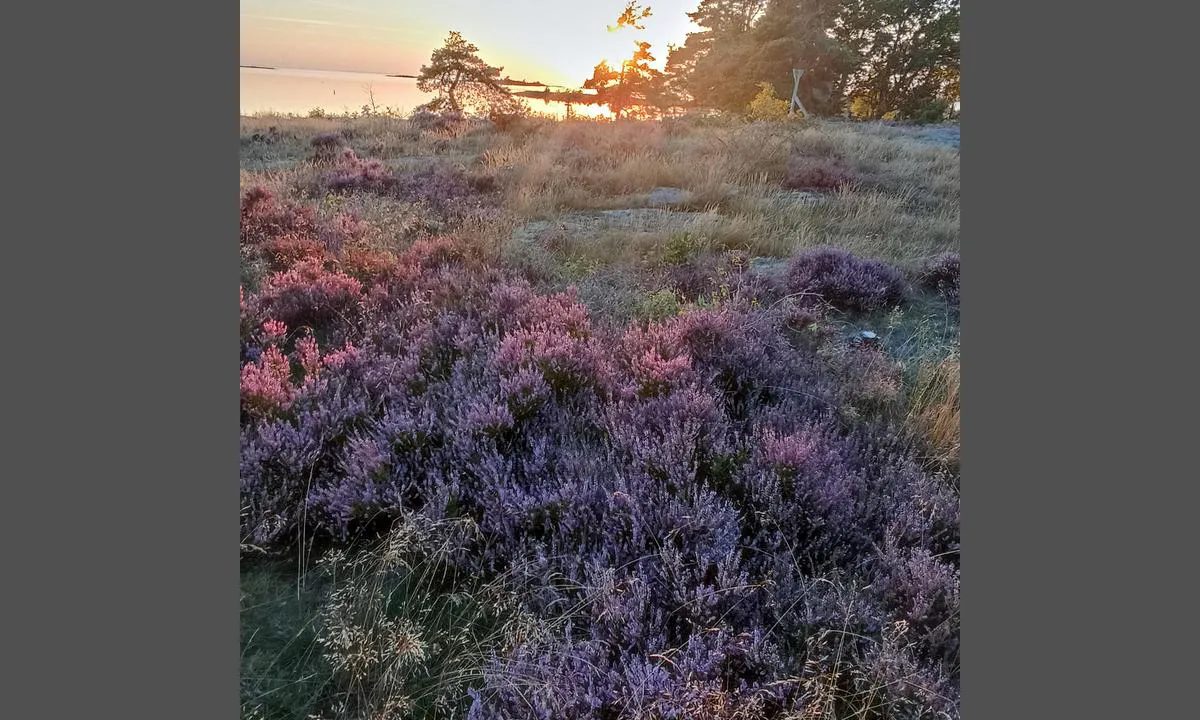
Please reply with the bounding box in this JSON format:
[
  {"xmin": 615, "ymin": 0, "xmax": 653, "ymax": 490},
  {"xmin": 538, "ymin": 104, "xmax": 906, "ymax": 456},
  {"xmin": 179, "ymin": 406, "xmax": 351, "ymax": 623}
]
[{"xmin": 906, "ymin": 352, "xmax": 961, "ymax": 474}]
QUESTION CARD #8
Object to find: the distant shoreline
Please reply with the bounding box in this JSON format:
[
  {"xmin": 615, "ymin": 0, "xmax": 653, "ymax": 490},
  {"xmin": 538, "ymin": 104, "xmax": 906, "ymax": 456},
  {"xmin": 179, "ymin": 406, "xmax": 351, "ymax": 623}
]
[{"xmin": 241, "ymin": 65, "xmax": 276, "ymax": 70}]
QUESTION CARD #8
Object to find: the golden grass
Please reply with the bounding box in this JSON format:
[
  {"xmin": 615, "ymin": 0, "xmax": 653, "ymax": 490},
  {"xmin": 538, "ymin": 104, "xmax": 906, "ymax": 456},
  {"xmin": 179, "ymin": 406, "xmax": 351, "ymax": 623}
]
[
  {"xmin": 905, "ymin": 353, "xmax": 961, "ymax": 474},
  {"xmin": 240, "ymin": 114, "xmax": 959, "ymax": 269}
]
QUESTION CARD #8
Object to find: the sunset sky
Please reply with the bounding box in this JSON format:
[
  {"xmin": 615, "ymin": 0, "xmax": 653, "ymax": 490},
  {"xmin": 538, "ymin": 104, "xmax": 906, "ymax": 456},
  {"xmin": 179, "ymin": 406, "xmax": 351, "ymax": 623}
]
[{"xmin": 240, "ymin": 0, "xmax": 702, "ymax": 87}]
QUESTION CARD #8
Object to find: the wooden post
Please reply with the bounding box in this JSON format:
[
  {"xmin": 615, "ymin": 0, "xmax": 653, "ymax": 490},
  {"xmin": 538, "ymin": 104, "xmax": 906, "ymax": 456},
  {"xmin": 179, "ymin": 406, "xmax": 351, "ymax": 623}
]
[{"xmin": 789, "ymin": 68, "xmax": 808, "ymax": 117}]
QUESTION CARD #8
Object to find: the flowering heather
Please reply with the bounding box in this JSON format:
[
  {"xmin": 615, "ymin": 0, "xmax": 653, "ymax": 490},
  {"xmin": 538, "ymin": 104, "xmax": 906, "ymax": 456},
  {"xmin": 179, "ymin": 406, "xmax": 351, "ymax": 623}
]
[
  {"xmin": 313, "ymin": 150, "xmax": 497, "ymax": 217},
  {"xmin": 320, "ymin": 149, "xmax": 398, "ymax": 197},
  {"xmin": 253, "ymin": 258, "xmax": 363, "ymax": 331},
  {"xmin": 240, "ymin": 244, "xmax": 959, "ymax": 717},
  {"xmin": 263, "ymin": 233, "xmax": 327, "ymax": 270},
  {"xmin": 240, "ymin": 185, "xmax": 369, "ymax": 276},
  {"xmin": 296, "ymin": 334, "xmax": 322, "ymax": 381},
  {"xmin": 239, "ymin": 186, "xmax": 321, "ymax": 246},
  {"xmin": 335, "ymin": 245, "xmax": 397, "ymax": 284},
  {"xmin": 395, "ymin": 164, "xmax": 498, "ymax": 218},
  {"xmin": 786, "ymin": 246, "xmax": 907, "ymax": 313},
  {"xmin": 240, "ymin": 345, "xmax": 294, "ymax": 416},
  {"xmin": 262, "ymin": 319, "xmax": 288, "ymax": 342}
]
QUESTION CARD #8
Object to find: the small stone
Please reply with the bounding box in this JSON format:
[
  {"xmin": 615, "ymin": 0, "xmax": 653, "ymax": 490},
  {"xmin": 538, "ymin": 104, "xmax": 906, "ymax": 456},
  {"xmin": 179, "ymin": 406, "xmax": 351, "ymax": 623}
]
[{"xmin": 854, "ymin": 330, "xmax": 881, "ymax": 346}]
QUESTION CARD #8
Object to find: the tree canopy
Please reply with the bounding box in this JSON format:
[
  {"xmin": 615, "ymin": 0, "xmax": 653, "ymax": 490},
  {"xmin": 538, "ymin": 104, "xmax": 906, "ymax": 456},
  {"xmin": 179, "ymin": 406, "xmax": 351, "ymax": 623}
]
[
  {"xmin": 414, "ymin": 2, "xmax": 960, "ymax": 122},
  {"xmin": 664, "ymin": 0, "xmax": 959, "ymax": 120},
  {"xmin": 416, "ymin": 31, "xmax": 519, "ymax": 114},
  {"xmin": 584, "ymin": 3, "xmax": 669, "ymax": 119},
  {"xmin": 834, "ymin": 0, "xmax": 960, "ymax": 119}
]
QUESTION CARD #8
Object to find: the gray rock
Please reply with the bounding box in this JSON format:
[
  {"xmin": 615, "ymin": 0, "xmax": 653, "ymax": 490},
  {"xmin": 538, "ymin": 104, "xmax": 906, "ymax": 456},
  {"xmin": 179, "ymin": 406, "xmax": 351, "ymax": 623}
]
[
  {"xmin": 646, "ymin": 186, "xmax": 695, "ymax": 207},
  {"xmin": 748, "ymin": 257, "xmax": 790, "ymax": 275},
  {"xmin": 783, "ymin": 189, "xmax": 828, "ymax": 204},
  {"xmin": 511, "ymin": 208, "xmax": 711, "ymax": 247},
  {"xmin": 853, "ymin": 330, "xmax": 882, "ymax": 347}
]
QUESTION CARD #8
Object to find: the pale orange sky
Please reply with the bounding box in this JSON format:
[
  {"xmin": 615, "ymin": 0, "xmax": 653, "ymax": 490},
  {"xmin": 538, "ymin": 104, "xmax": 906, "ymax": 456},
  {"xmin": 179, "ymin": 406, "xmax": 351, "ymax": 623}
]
[{"xmin": 240, "ymin": 0, "xmax": 702, "ymax": 88}]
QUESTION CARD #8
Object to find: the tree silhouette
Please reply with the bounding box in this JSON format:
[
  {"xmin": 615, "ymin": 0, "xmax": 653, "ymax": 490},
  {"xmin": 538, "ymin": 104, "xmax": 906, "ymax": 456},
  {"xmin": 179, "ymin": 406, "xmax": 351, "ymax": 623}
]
[
  {"xmin": 416, "ymin": 31, "xmax": 518, "ymax": 114},
  {"xmin": 610, "ymin": 0, "xmax": 653, "ymax": 30},
  {"xmin": 584, "ymin": 3, "xmax": 667, "ymax": 118}
]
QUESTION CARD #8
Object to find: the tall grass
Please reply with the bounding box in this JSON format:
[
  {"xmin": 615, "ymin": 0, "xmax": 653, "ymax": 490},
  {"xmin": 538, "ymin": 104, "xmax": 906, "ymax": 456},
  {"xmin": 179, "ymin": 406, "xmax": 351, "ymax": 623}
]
[
  {"xmin": 242, "ymin": 515, "xmax": 551, "ymax": 720},
  {"xmin": 906, "ymin": 353, "xmax": 961, "ymax": 475}
]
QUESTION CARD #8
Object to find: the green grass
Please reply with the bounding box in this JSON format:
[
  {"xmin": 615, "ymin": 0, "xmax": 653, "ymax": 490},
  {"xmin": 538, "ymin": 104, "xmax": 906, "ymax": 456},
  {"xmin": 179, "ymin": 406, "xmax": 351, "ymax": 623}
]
[
  {"xmin": 240, "ymin": 517, "xmax": 539, "ymax": 720},
  {"xmin": 241, "ymin": 558, "xmax": 332, "ymax": 720}
]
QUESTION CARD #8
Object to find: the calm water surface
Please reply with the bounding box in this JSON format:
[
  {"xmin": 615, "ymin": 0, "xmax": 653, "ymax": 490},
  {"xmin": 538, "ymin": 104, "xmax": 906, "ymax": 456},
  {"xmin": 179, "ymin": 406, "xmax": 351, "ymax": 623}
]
[{"xmin": 240, "ymin": 66, "xmax": 593, "ymax": 118}]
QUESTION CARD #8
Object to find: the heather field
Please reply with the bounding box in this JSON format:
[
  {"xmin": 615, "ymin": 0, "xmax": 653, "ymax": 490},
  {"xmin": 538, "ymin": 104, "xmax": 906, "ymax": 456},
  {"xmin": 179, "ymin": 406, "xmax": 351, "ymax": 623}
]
[{"xmin": 240, "ymin": 112, "xmax": 960, "ymax": 720}]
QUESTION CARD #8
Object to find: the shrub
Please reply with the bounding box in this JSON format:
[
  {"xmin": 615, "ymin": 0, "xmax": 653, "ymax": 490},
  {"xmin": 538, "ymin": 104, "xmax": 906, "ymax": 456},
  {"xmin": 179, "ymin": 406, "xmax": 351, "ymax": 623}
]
[
  {"xmin": 312, "ymin": 153, "xmax": 498, "ymax": 225},
  {"xmin": 899, "ymin": 96, "xmax": 953, "ymax": 124},
  {"xmin": 410, "ymin": 107, "xmax": 466, "ymax": 133},
  {"xmin": 240, "ymin": 345, "xmax": 295, "ymax": 416},
  {"xmin": 264, "ymin": 233, "xmax": 327, "ymax": 270},
  {"xmin": 254, "ymin": 259, "xmax": 364, "ymax": 331},
  {"xmin": 663, "ymin": 232, "xmax": 706, "ymax": 266},
  {"xmin": 240, "ymin": 186, "xmax": 321, "ymax": 246},
  {"xmin": 320, "ymin": 149, "xmax": 400, "ymax": 197},
  {"xmin": 785, "ymin": 246, "xmax": 906, "ymax": 313},
  {"xmin": 310, "ymin": 132, "xmax": 348, "ymax": 164},
  {"xmin": 240, "ymin": 242, "xmax": 959, "ymax": 717},
  {"xmin": 917, "ymin": 251, "xmax": 960, "ymax": 305},
  {"xmin": 747, "ymin": 82, "xmax": 789, "ymax": 121},
  {"xmin": 636, "ymin": 288, "xmax": 681, "ymax": 323},
  {"xmin": 782, "ymin": 154, "xmax": 858, "ymax": 191}
]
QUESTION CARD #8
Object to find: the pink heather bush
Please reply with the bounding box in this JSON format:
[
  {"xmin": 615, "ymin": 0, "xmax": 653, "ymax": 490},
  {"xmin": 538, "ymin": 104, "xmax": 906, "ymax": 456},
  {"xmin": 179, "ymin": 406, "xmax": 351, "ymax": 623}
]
[
  {"xmin": 255, "ymin": 258, "xmax": 364, "ymax": 331},
  {"xmin": 761, "ymin": 427, "xmax": 820, "ymax": 471},
  {"xmin": 321, "ymin": 149, "xmax": 398, "ymax": 196},
  {"xmin": 493, "ymin": 326, "xmax": 610, "ymax": 397},
  {"xmin": 320, "ymin": 340, "xmax": 359, "ymax": 370},
  {"xmin": 240, "ymin": 186, "xmax": 321, "ymax": 246},
  {"xmin": 628, "ymin": 346, "xmax": 693, "ymax": 398},
  {"xmin": 335, "ymin": 245, "xmax": 397, "ymax": 284},
  {"xmin": 262, "ymin": 319, "xmax": 288, "ymax": 343},
  {"xmin": 264, "ymin": 233, "xmax": 328, "ymax": 271},
  {"xmin": 308, "ymin": 151, "xmax": 499, "ymax": 225},
  {"xmin": 403, "ymin": 235, "xmax": 485, "ymax": 272},
  {"xmin": 240, "ymin": 185, "xmax": 371, "ymax": 275},
  {"xmin": 296, "ymin": 334, "xmax": 322, "ymax": 381},
  {"xmin": 619, "ymin": 323, "xmax": 695, "ymax": 398},
  {"xmin": 240, "ymin": 345, "xmax": 295, "ymax": 415}
]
